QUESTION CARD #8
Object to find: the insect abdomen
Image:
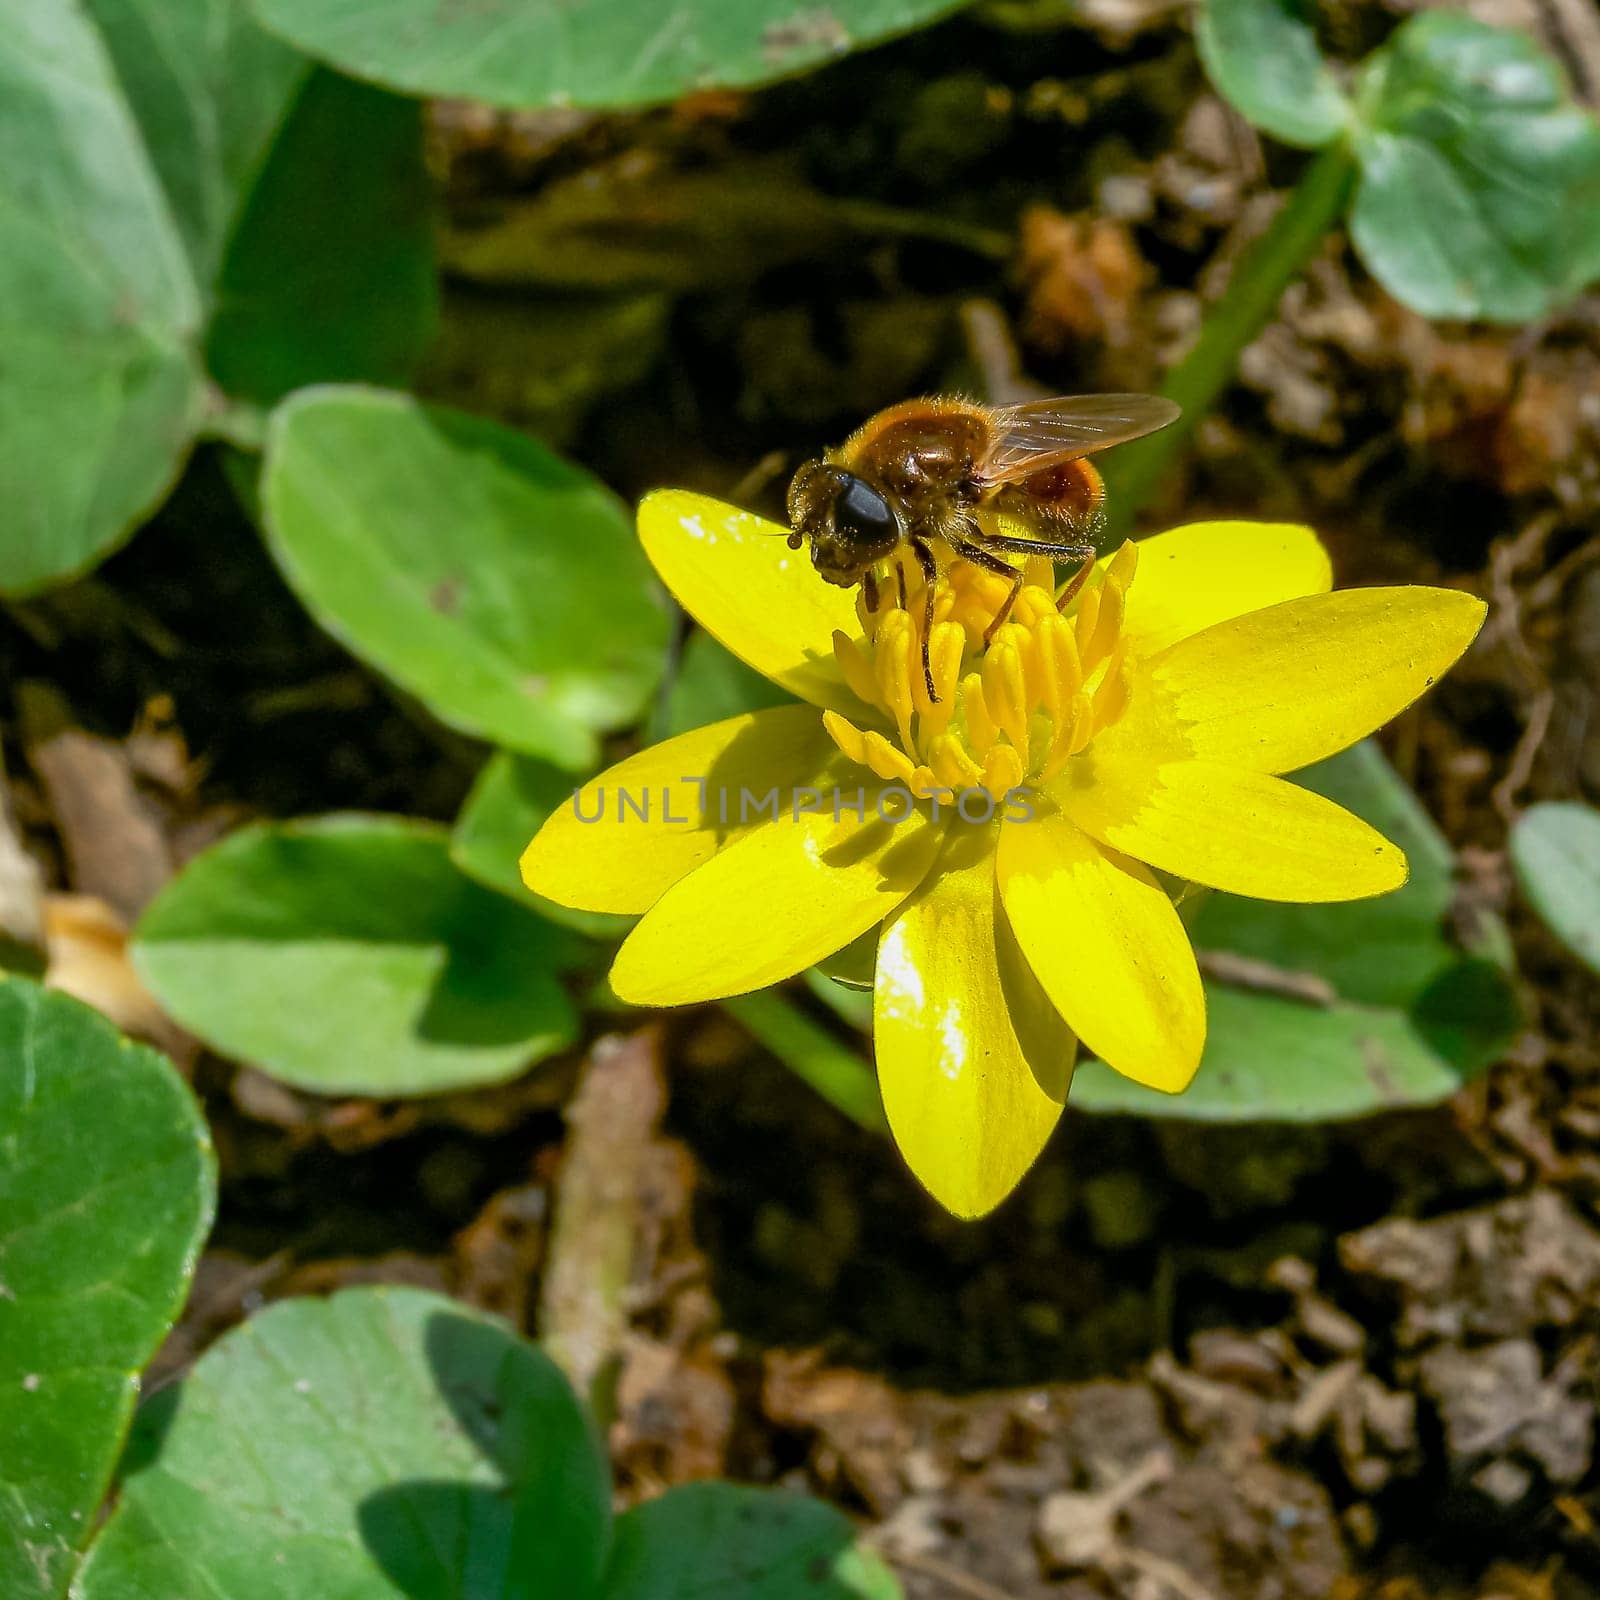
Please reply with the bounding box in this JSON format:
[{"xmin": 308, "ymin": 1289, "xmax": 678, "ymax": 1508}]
[{"xmin": 988, "ymin": 458, "xmax": 1104, "ymax": 530}]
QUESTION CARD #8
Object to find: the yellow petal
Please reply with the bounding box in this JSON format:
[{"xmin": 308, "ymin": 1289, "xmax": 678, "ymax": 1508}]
[
  {"xmin": 874, "ymin": 830, "xmax": 1074, "ymax": 1219},
  {"xmin": 610, "ymin": 797, "xmax": 944, "ymax": 1005},
  {"xmin": 997, "ymin": 810, "xmax": 1204, "ymax": 1093},
  {"xmin": 1121, "ymin": 521, "xmax": 1332, "ymax": 655},
  {"xmin": 520, "ymin": 705, "xmax": 835, "ymax": 914},
  {"xmin": 1054, "ymin": 755, "xmax": 1409, "ymax": 902},
  {"xmin": 1117, "ymin": 586, "xmax": 1487, "ymax": 774},
  {"xmin": 639, "ymin": 490, "xmax": 868, "ymax": 713}
]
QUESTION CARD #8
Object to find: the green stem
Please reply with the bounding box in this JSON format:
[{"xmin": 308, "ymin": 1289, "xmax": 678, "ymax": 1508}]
[
  {"xmin": 1102, "ymin": 140, "xmax": 1359, "ymax": 536},
  {"xmin": 722, "ymin": 989, "xmax": 889, "ymax": 1134},
  {"xmin": 198, "ymin": 390, "xmax": 270, "ymax": 454}
]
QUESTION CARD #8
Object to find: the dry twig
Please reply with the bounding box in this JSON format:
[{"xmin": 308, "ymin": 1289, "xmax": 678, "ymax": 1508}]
[{"xmin": 539, "ymin": 1025, "xmax": 668, "ymax": 1421}]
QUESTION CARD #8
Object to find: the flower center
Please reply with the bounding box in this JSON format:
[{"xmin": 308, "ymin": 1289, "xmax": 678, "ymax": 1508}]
[{"xmin": 823, "ymin": 540, "xmax": 1139, "ymax": 804}]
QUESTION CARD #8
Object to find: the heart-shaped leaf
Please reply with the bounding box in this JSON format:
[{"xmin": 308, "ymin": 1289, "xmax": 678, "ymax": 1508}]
[
  {"xmin": 73, "ymin": 1288, "xmax": 612, "ymax": 1600},
  {"xmin": 1067, "ymin": 977, "xmax": 1508, "ymax": 1120},
  {"xmin": 0, "ymin": 0, "xmax": 435, "ymax": 594},
  {"xmin": 1350, "ymin": 12, "xmax": 1600, "ymax": 321},
  {"xmin": 248, "ymin": 0, "xmax": 968, "ymax": 111},
  {"xmin": 205, "ymin": 70, "xmax": 437, "ymax": 405},
  {"xmin": 79, "ymin": 0, "xmax": 306, "ymax": 284},
  {"xmin": 1196, "ymin": 0, "xmax": 1351, "ymax": 149},
  {"xmin": 1070, "ymin": 741, "xmax": 1520, "ymax": 1119},
  {"xmin": 0, "ymin": 979, "xmax": 214, "ymax": 1600},
  {"xmin": 263, "ymin": 388, "xmax": 671, "ymax": 771},
  {"xmin": 1511, "ymin": 800, "xmax": 1600, "ymax": 974},
  {"xmin": 0, "ymin": 0, "xmax": 206, "ymax": 594},
  {"xmin": 604, "ymin": 1482, "xmax": 901, "ymax": 1600},
  {"xmin": 132, "ymin": 815, "xmax": 581, "ymax": 1096}
]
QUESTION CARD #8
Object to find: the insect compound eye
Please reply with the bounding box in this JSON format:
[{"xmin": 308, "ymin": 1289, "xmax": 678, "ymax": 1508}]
[{"xmin": 832, "ymin": 475, "xmax": 897, "ymax": 548}]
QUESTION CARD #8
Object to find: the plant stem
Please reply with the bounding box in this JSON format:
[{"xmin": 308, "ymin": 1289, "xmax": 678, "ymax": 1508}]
[
  {"xmin": 1102, "ymin": 140, "xmax": 1359, "ymax": 536},
  {"xmin": 722, "ymin": 989, "xmax": 889, "ymax": 1134},
  {"xmin": 199, "ymin": 389, "xmax": 269, "ymax": 453}
]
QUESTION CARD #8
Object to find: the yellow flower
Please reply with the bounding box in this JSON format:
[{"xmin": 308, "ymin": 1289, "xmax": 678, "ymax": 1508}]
[{"xmin": 523, "ymin": 491, "xmax": 1484, "ymax": 1217}]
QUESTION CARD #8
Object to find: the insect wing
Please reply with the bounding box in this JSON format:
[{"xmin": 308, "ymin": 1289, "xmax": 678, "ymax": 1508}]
[{"xmin": 978, "ymin": 394, "xmax": 1180, "ymax": 485}]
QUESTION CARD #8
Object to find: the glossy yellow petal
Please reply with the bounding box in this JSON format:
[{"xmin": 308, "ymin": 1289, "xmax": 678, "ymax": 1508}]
[
  {"xmin": 1116, "ymin": 586, "xmax": 1487, "ymax": 774},
  {"xmin": 520, "ymin": 705, "xmax": 835, "ymax": 914},
  {"xmin": 1054, "ymin": 755, "xmax": 1408, "ymax": 902},
  {"xmin": 875, "ymin": 830, "xmax": 1074, "ymax": 1219},
  {"xmin": 639, "ymin": 490, "xmax": 868, "ymax": 713},
  {"xmin": 610, "ymin": 797, "xmax": 944, "ymax": 1005},
  {"xmin": 997, "ymin": 809, "xmax": 1204, "ymax": 1093},
  {"xmin": 1122, "ymin": 520, "xmax": 1332, "ymax": 655}
]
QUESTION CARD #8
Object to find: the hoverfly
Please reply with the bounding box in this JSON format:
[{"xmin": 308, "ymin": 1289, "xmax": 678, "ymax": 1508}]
[{"xmin": 786, "ymin": 393, "xmax": 1179, "ymax": 701}]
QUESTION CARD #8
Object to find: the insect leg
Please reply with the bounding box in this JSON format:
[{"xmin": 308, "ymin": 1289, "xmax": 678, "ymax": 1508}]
[
  {"xmin": 862, "ymin": 568, "xmax": 880, "ymax": 615},
  {"xmin": 944, "ymin": 528, "xmax": 1023, "ymax": 579},
  {"xmin": 971, "ymin": 532, "xmax": 1098, "ymax": 561},
  {"xmin": 966, "ymin": 528, "xmax": 1100, "ymax": 624},
  {"xmin": 1055, "ymin": 551, "xmax": 1096, "ymax": 614},
  {"xmin": 909, "ymin": 536, "xmax": 940, "ymax": 703},
  {"xmin": 896, "ymin": 558, "xmax": 909, "ymax": 612},
  {"xmin": 942, "ymin": 524, "xmax": 1029, "ymax": 644},
  {"xmin": 987, "ymin": 569, "xmax": 1026, "ymax": 644}
]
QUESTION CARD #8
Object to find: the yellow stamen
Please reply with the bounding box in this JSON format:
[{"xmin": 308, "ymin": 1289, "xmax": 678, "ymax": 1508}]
[
  {"xmin": 982, "ymin": 744, "xmax": 1025, "ymax": 798},
  {"xmin": 1089, "ymin": 571, "xmax": 1127, "ymax": 665},
  {"xmin": 1074, "ymin": 582, "xmax": 1102, "ymax": 660},
  {"xmin": 823, "ymin": 546, "xmax": 1139, "ymax": 805},
  {"xmin": 874, "ymin": 610, "xmax": 919, "ymax": 755},
  {"xmin": 929, "ymin": 732, "xmax": 986, "ymax": 791},
  {"xmin": 831, "ymin": 630, "xmax": 880, "ymax": 706},
  {"xmin": 863, "ymin": 730, "xmax": 918, "ymax": 786},
  {"xmin": 982, "ymin": 637, "xmax": 1031, "ymax": 763},
  {"xmin": 1108, "ymin": 539, "xmax": 1139, "ymax": 589},
  {"xmin": 821, "ymin": 709, "xmax": 869, "ymax": 766},
  {"xmin": 961, "ymin": 672, "xmax": 999, "ymax": 754}
]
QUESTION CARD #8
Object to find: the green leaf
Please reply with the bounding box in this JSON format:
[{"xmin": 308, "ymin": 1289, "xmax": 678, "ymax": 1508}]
[
  {"xmin": 452, "ymin": 752, "xmax": 634, "ymax": 941},
  {"xmin": 1071, "ymin": 742, "xmax": 1520, "ymax": 1120},
  {"xmin": 132, "ymin": 815, "xmax": 581, "ymax": 1096},
  {"xmin": 262, "ymin": 387, "xmax": 671, "ymax": 771},
  {"xmin": 0, "ymin": 979, "xmax": 214, "ymax": 1600},
  {"xmin": 1196, "ymin": 0, "xmax": 1350, "ymax": 149},
  {"xmin": 604, "ymin": 1482, "xmax": 901, "ymax": 1600},
  {"xmin": 0, "ymin": 0, "xmax": 437, "ymax": 594},
  {"xmin": 80, "ymin": 0, "xmax": 306, "ymax": 284},
  {"xmin": 207, "ymin": 70, "xmax": 437, "ymax": 405},
  {"xmin": 74, "ymin": 1288, "xmax": 612, "ymax": 1600},
  {"xmin": 1511, "ymin": 800, "xmax": 1600, "ymax": 974},
  {"xmin": 1069, "ymin": 982, "xmax": 1498, "ymax": 1120},
  {"xmin": 248, "ymin": 0, "xmax": 968, "ymax": 111},
  {"xmin": 651, "ymin": 631, "xmax": 795, "ymax": 742},
  {"xmin": 1351, "ymin": 12, "xmax": 1600, "ymax": 321},
  {"xmin": 0, "ymin": 0, "xmax": 205, "ymax": 594}
]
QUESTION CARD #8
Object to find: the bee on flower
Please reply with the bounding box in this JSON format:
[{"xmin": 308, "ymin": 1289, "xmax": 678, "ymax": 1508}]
[{"xmin": 522, "ymin": 490, "xmax": 1485, "ymax": 1218}]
